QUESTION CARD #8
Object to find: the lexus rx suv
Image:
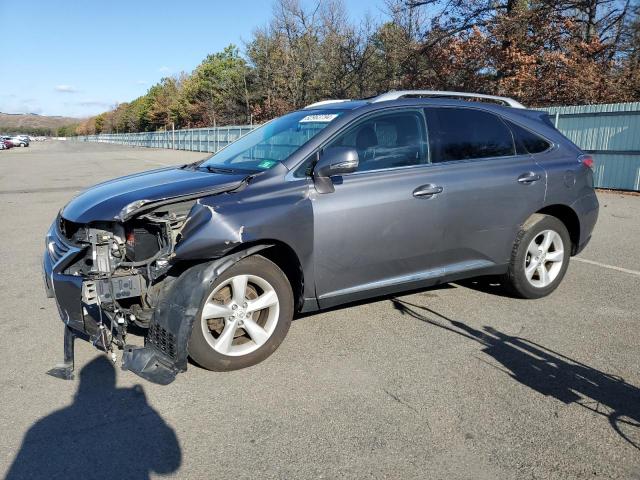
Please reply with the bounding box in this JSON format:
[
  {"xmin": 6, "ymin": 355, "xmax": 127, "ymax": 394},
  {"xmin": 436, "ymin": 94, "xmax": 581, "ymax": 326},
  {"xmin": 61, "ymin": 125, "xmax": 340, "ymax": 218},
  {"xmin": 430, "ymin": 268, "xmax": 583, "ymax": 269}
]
[{"xmin": 43, "ymin": 90, "xmax": 598, "ymax": 384}]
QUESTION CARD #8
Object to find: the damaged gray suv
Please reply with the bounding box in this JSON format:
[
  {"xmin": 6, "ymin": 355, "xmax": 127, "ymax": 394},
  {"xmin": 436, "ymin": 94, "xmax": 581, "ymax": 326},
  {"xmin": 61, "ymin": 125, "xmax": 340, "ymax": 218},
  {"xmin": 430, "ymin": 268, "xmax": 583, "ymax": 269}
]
[{"xmin": 43, "ymin": 90, "xmax": 599, "ymax": 384}]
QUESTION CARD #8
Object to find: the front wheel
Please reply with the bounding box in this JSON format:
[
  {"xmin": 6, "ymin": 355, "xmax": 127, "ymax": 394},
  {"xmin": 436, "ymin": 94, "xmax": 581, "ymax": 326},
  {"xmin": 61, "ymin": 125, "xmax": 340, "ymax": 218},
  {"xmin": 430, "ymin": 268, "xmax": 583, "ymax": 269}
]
[
  {"xmin": 188, "ymin": 255, "xmax": 293, "ymax": 371},
  {"xmin": 502, "ymin": 214, "xmax": 571, "ymax": 299}
]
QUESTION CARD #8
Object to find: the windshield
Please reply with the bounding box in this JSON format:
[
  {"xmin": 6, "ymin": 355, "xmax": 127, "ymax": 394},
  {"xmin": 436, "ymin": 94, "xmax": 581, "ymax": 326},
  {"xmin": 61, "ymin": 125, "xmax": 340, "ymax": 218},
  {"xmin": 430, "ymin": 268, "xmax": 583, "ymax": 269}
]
[{"xmin": 199, "ymin": 109, "xmax": 344, "ymax": 172}]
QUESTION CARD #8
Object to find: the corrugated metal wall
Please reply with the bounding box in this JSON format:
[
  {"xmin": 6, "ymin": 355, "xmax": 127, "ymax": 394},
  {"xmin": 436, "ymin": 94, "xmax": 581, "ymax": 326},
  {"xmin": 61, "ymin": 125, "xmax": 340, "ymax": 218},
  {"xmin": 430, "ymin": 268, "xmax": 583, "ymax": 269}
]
[
  {"xmin": 78, "ymin": 102, "xmax": 640, "ymax": 191},
  {"xmin": 541, "ymin": 102, "xmax": 640, "ymax": 191}
]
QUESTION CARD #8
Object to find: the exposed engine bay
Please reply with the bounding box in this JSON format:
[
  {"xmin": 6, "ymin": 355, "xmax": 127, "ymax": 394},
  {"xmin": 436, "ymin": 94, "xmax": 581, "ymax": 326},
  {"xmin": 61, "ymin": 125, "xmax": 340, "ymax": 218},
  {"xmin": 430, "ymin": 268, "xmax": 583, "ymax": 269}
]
[
  {"xmin": 57, "ymin": 200, "xmax": 196, "ymax": 357},
  {"xmin": 44, "ymin": 163, "xmax": 311, "ymax": 385}
]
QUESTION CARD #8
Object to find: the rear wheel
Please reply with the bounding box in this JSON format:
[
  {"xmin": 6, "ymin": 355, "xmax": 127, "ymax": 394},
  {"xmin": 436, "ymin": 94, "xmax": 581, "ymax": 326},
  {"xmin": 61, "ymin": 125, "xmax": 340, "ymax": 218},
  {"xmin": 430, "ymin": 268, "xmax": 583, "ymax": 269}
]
[
  {"xmin": 502, "ymin": 214, "xmax": 571, "ymax": 299},
  {"xmin": 188, "ymin": 255, "xmax": 293, "ymax": 371}
]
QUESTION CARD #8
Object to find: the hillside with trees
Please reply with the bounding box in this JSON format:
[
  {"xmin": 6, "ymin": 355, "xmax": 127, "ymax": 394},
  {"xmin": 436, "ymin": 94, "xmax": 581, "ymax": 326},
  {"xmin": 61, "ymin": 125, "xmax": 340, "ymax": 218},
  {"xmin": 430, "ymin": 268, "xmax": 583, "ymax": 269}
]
[
  {"xmin": 0, "ymin": 113, "xmax": 80, "ymax": 136},
  {"xmin": 76, "ymin": 0, "xmax": 640, "ymax": 135}
]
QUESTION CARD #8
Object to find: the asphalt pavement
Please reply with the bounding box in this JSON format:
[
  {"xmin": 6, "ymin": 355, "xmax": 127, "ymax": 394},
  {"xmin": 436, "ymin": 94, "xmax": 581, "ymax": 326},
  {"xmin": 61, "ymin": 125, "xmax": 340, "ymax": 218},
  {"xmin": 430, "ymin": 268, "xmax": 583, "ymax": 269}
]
[{"xmin": 1, "ymin": 141, "xmax": 639, "ymax": 479}]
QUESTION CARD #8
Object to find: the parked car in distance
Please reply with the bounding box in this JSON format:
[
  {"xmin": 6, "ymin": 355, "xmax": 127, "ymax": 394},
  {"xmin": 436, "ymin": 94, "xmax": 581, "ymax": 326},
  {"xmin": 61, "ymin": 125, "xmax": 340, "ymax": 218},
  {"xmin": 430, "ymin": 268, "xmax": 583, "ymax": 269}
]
[
  {"xmin": 43, "ymin": 90, "xmax": 599, "ymax": 385},
  {"xmin": 1, "ymin": 138, "xmax": 13, "ymax": 149},
  {"xmin": 9, "ymin": 136, "xmax": 29, "ymax": 147}
]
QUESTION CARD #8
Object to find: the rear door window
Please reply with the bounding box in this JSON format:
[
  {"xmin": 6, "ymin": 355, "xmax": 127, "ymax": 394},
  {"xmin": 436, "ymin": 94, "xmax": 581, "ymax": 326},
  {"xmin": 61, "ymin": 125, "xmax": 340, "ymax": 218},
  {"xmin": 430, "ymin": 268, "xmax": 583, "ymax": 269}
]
[
  {"xmin": 424, "ymin": 108, "xmax": 515, "ymax": 163},
  {"xmin": 508, "ymin": 121, "xmax": 552, "ymax": 154}
]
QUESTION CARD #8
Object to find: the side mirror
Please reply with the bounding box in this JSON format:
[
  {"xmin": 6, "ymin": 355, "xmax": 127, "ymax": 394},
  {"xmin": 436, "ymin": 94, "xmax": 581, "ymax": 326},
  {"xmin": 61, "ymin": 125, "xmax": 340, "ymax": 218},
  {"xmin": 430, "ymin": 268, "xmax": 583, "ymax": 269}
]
[{"xmin": 313, "ymin": 146, "xmax": 359, "ymax": 193}]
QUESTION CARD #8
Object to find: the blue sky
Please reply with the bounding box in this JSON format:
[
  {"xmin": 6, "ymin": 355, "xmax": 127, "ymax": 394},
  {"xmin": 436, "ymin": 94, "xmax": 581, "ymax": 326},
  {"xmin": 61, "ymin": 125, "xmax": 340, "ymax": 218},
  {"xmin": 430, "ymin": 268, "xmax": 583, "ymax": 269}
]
[{"xmin": 0, "ymin": 0, "xmax": 384, "ymax": 118}]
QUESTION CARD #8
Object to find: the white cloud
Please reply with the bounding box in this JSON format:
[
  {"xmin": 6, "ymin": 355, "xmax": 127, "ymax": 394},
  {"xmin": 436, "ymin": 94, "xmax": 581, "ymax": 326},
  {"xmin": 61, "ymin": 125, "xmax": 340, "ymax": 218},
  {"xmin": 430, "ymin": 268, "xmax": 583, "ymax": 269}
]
[
  {"xmin": 136, "ymin": 80, "xmax": 147, "ymax": 85},
  {"xmin": 55, "ymin": 85, "xmax": 78, "ymax": 93},
  {"xmin": 0, "ymin": 96, "xmax": 43, "ymax": 115},
  {"xmin": 158, "ymin": 66, "xmax": 171, "ymax": 74},
  {"xmin": 57, "ymin": 99, "xmax": 115, "ymax": 116}
]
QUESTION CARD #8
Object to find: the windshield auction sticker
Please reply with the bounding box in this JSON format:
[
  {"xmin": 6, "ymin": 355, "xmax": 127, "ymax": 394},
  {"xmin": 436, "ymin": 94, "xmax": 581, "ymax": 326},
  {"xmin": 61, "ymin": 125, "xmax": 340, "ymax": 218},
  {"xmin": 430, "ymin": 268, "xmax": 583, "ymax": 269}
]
[
  {"xmin": 257, "ymin": 160, "xmax": 277, "ymax": 169},
  {"xmin": 299, "ymin": 114, "xmax": 339, "ymax": 123}
]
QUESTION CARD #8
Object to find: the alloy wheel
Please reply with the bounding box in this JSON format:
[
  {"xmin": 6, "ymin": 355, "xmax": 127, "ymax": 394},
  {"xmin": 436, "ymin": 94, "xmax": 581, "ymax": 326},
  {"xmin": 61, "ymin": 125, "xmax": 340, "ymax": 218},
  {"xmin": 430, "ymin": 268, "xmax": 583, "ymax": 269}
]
[
  {"xmin": 524, "ymin": 229, "xmax": 565, "ymax": 288},
  {"xmin": 200, "ymin": 274, "xmax": 280, "ymax": 356}
]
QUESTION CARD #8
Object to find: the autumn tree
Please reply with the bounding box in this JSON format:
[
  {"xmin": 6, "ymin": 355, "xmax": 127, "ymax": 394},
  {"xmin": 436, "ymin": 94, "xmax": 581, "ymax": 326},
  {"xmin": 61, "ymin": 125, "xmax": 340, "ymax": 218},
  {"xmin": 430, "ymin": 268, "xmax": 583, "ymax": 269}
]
[
  {"xmin": 77, "ymin": 0, "xmax": 639, "ymax": 134},
  {"xmin": 145, "ymin": 76, "xmax": 186, "ymax": 130},
  {"xmin": 181, "ymin": 45, "xmax": 252, "ymax": 127}
]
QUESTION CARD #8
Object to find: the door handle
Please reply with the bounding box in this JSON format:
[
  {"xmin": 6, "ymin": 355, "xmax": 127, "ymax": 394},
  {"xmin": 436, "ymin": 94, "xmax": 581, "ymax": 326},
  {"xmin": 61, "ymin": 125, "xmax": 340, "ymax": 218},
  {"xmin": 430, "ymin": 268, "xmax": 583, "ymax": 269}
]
[
  {"xmin": 517, "ymin": 172, "xmax": 541, "ymax": 184},
  {"xmin": 413, "ymin": 184, "xmax": 443, "ymax": 198}
]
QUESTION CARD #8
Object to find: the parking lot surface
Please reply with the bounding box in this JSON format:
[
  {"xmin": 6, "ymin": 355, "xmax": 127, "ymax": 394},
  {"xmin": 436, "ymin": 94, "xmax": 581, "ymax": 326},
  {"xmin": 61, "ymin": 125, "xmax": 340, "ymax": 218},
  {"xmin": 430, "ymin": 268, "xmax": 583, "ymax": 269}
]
[{"xmin": 1, "ymin": 141, "xmax": 639, "ymax": 479}]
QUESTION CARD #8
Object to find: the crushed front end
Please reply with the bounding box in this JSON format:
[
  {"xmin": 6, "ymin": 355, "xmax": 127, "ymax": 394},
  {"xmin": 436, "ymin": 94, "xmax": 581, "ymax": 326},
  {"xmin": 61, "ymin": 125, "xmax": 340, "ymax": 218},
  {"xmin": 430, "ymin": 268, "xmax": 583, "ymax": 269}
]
[{"xmin": 43, "ymin": 200, "xmax": 196, "ymax": 384}]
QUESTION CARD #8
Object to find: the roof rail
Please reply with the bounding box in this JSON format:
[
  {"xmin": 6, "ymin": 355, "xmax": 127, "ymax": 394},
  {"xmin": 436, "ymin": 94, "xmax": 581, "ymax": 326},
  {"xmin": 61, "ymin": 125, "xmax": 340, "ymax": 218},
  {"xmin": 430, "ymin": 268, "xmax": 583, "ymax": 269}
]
[
  {"xmin": 371, "ymin": 90, "xmax": 526, "ymax": 109},
  {"xmin": 304, "ymin": 99, "xmax": 351, "ymax": 109}
]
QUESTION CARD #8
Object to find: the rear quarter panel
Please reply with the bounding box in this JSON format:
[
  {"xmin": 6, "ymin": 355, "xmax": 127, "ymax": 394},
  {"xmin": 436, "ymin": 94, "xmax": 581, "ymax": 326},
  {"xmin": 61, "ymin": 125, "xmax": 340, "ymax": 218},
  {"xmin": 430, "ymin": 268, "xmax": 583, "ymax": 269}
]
[
  {"xmin": 532, "ymin": 138, "xmax": 599, "ymax": 249},
  {"xmin": 501, "ymin": 109, "xmax": 599, "ymax": 247}
]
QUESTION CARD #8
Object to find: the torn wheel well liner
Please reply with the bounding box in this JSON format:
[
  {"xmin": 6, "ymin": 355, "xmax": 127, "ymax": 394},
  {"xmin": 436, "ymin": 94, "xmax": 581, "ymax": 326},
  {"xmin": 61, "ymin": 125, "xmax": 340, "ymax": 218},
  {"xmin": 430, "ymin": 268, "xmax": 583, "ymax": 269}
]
[{"xmin": 124, "ymin": 244, "xmax": 272, "ymax": 383}]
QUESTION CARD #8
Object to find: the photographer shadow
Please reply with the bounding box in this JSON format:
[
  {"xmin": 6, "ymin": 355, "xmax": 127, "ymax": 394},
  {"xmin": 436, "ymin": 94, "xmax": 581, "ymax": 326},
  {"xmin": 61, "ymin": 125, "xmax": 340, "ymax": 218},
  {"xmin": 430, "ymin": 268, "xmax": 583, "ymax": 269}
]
[
  {"xmin": 6, "ymin": 356, "xmax": 181, "ymax": 479},
  {"xmin": 391, "ymin": 297, "xmax": 640, "ymax": 450}
]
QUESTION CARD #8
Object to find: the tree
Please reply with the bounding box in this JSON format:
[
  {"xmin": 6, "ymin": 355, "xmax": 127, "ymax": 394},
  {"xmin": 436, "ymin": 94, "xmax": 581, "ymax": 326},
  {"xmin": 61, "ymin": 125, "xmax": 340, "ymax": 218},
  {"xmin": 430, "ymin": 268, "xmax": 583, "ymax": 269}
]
[
  {"xmin": 94, "ymin": 113, "xmax": 106, "ymax": 134},
  {"xmin": 56, "ymin": 123, "xmax": 80, "ymax": 137},
  {"xmin": 181, "ymin": 45, "xmax": 251, "ymax": 126},
  {"xmin": 80, "ymin": 0, "xmax": 640, "ymax": 131},
  {"xmin": 146, "ymin": 77, "xmax": 184, "ymax": 130}
]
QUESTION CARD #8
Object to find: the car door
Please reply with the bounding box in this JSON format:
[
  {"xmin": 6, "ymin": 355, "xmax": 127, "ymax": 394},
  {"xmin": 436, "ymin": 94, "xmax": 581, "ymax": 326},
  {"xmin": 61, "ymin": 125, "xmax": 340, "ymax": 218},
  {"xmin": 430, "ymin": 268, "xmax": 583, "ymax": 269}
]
[
  {"xmin": 422, "ymin": 107, "xmax": 547, "ymax": 272},
  {"xmin": 311, "ymin": 108, "xmax": 450, "ymax": 307}
]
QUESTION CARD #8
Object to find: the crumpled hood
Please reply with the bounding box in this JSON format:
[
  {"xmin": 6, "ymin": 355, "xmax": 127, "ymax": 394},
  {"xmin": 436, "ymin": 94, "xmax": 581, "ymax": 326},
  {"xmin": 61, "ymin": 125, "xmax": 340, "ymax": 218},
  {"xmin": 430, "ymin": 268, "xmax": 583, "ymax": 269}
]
[{"xmin": 62, "ymin": 166, "xmax": 248, "ymax": 223}]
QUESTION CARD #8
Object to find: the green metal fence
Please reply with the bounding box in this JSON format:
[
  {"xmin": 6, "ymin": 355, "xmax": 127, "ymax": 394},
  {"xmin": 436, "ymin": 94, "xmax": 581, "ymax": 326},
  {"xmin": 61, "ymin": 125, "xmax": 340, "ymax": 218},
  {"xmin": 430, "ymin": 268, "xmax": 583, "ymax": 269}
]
[
  {"xmin": 79, "ymin": 126, "xmax": 257, "ymax": 154},
  {"xmin": 541, "ymin": 102, "xmax": 640, "ymax": 191},
  {"xmin": 77, "ymin": 101, "xmax": 640, "ymax": 191}
]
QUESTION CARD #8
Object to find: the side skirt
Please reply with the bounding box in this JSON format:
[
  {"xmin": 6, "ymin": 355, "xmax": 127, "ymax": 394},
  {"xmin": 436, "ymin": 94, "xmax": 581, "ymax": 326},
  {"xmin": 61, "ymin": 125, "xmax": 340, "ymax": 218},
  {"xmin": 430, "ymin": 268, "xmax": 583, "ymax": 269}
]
[{"xmin": 316, "ymin": 263, "xmax": 507, "ymax": 310}]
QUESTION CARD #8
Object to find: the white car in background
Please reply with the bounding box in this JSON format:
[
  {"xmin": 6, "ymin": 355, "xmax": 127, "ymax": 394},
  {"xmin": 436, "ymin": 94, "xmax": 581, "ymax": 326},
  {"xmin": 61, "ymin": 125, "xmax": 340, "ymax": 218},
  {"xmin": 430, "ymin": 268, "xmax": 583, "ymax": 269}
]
[{"xmin": 7, "ymin": 136, "xmax": 29, "ymax": 147}]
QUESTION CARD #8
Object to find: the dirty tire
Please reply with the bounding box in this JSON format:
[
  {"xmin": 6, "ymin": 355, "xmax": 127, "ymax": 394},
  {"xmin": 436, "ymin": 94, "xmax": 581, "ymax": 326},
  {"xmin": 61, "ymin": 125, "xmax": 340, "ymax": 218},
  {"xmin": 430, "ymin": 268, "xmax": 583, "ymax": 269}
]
[
  {"xmin": 502, "ymin": 214, "xmax": 571, "ymax": 299},
  {"xmin": 188, "ymin": 255, "xmax": 293, "ymax": 371}
]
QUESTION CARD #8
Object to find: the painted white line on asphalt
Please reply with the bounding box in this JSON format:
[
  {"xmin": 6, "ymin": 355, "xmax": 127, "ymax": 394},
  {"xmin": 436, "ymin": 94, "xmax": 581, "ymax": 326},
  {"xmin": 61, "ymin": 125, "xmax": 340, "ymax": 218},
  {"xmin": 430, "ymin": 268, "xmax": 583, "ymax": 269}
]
[{"xmin": 574, "ymin": 257, "xmax": 640, "ymax": 277}]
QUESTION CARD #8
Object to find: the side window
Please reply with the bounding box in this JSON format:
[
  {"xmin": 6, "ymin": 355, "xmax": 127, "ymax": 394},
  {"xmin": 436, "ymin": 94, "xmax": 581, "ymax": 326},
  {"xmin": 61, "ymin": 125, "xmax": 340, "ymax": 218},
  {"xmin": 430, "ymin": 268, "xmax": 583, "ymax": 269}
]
[
  {"xmin": 325, "ymin": 110, "xmax": 428, "ymax": 172},
  {"xmin": 424, "ymin": 108, "xmax": 515, "ymax": 163},
  {"xmin": 508, "ymin": 121, "xmax": 552, "ymax": 154}
]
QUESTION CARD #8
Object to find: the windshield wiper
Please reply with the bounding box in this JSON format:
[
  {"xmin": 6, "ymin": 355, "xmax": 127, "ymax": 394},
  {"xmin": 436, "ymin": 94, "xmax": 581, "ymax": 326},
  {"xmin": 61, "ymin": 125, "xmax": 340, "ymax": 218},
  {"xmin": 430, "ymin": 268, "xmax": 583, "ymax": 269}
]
[
  {"xmin": 202, "ymin": 165, "xmax": 242, "ymax": 174},
  {"xmin": 179, "ymin": 161, "xmax": 201, "ymax": 170}
]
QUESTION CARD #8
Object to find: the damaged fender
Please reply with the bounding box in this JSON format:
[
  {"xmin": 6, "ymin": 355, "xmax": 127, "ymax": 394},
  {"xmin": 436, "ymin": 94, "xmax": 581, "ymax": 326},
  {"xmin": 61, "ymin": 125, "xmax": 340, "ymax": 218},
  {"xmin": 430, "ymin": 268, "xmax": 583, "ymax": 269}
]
[
  {"xmin": 122, "ymin": 244, "xmax": 271, "ymax": 385},
  {"xmin": 173, "ymin": 201, "xmax": 248, "ymax": 258}
]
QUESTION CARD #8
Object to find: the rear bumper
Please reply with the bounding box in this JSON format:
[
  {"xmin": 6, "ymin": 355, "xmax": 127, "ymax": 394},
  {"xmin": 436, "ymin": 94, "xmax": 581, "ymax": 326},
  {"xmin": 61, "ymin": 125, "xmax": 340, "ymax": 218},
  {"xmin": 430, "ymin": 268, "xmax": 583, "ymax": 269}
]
[
  {"xmin": 575, "ymin": 234, "xmax": 592, "ymax": 256},
  {"xmin": 572, "ymin": 191, "xmax": 599, "ymax": 254}
]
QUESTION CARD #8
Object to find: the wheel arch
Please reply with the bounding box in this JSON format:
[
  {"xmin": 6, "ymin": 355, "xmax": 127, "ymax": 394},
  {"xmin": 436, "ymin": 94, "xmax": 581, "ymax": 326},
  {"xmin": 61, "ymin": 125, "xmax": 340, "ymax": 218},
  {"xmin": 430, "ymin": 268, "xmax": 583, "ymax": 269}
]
[
  {"xmin": 124, "ymin": 244, "xmax": 273, "ymax": 383},
  {"xmin": 535, "ymin": 204, "xmax": 581, "ymax": 255},
  {"xmin": 226, "ymin": 239, "xmax": 305, "ymax": 313}
]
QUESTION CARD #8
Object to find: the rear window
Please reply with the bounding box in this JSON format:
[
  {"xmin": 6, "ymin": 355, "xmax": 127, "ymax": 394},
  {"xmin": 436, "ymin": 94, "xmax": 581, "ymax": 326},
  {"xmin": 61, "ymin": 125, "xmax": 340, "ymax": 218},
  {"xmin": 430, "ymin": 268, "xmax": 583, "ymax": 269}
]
[
  {"xmin": 508, "ymin": 121, "xmax": 552, "ymax": 154},
  {"xmin": 424, "ymin": 108, "xmax": 515, "ymax": 163}
]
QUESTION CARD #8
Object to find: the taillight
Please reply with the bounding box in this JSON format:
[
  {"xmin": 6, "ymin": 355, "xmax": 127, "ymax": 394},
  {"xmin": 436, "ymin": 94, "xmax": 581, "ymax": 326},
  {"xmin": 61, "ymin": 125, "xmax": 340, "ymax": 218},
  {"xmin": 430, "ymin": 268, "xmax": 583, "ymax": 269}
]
[{"xmin": 579, "ymin": 154, "xmax": 594, "ymax": 170}]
